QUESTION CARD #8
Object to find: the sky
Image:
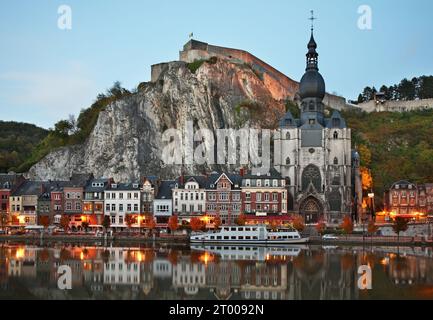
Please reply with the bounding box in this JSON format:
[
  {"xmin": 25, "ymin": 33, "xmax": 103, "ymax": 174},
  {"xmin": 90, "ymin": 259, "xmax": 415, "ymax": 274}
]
[{"xmin": 0, "ymin": 0, "xmax": 432, "ymax": 129}]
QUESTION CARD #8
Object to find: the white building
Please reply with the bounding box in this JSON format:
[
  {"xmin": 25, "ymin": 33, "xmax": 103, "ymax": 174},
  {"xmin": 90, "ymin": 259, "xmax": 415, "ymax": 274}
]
[
  {"xmin": 274, "ymin": 31, "xmax": 352, "ymax": 225},
  {"xmin": 104, "ymin": 183, "xmax": 141, "ymax": 229},
  {"xmin": 172, "ymin": 176, "xmax": 207, "ymax": 216},
  {"xmin": 153, "ymin": 180, "xmax": 175, "ymax": 227}
]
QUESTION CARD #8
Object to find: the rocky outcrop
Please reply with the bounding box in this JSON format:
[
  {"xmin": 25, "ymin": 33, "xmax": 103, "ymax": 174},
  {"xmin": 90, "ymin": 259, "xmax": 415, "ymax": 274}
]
[{"xmin": 28, "ymin": 58, "xmax": 287, "ymax": 181}]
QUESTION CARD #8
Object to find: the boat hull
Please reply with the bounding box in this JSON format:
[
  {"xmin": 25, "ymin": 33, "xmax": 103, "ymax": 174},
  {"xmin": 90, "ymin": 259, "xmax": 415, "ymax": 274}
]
[{"xmin": 189, "ymin": 237, "xmax": 310, "ymax": 245}]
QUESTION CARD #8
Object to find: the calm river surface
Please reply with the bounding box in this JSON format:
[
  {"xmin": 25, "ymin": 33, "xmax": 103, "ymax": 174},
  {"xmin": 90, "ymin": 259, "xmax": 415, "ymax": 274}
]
[{"xmin": 0, "ymin": 241, "xmax": 432, "ymax": 300}]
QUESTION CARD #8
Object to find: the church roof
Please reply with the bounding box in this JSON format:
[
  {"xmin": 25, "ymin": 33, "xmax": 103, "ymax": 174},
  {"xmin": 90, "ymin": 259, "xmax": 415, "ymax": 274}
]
[
  {"xmin": 325, "ymin": 110, "xmax": 347, "ymax": 129},
  {"xmin": 279, "ymin": 110, "xmax": 297, "ymax": 128}
]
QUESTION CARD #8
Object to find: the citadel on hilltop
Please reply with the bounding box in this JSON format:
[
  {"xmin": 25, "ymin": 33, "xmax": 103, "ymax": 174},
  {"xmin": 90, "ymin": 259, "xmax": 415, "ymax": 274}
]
[{"xmin": 151, "ymin": 39, "xmax": 349, "ymax": 111}]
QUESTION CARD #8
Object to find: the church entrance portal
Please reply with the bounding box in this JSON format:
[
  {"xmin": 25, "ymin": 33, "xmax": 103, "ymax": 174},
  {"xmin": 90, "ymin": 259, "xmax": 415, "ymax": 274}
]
[{"xmin": 299, "ymin": 197, "xmax": 323, "ymax": 224}]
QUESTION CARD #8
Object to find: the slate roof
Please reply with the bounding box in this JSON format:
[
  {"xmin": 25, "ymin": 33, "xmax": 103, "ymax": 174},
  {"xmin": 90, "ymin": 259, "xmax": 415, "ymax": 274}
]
[
  {"xmin": 155, "ymin": 180, "xmax": 175, "ymax": 200},
  {"xmin": 0, "ymin": 174, "xmax": 24, "ymax": 190},
  {"xmin": 84, "ymin": 178, "xmax": 111, "ymax": 192},
  {"xmin": 175, "ymin": 176, "xmax": 208, "ymax": 189},
  {"xmin": 12, "ymin": 180, "xmax": 44, "ymax": 196},
  {"xmin": 106, "ymin": 182, "xmax": 141, "ymax": 191}
]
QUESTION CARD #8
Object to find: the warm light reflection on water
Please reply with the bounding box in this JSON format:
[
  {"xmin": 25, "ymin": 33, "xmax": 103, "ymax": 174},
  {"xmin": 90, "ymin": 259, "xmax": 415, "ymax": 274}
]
[{"xmin": 0, "ymin": 242, "xmax": 432, "ymax": 300}]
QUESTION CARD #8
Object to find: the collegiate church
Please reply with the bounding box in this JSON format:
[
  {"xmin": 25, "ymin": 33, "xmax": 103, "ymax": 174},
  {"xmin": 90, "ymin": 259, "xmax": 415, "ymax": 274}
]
[{"xmin": 275, "ymin": 28, "xmax": 353, "ymax": 225}]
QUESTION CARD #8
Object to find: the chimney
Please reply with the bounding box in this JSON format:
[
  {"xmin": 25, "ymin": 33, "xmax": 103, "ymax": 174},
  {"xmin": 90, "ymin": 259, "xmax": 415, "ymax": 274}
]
[{"xmin": 240, "ymin": 167, "xmax": 245, "ymax": 177}]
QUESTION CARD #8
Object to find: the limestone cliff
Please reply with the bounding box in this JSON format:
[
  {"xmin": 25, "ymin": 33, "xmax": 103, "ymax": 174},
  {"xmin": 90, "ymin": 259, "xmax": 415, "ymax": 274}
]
[{"xmin": 27, "ymin": 58, "xmax": 287, "ymax": 181}]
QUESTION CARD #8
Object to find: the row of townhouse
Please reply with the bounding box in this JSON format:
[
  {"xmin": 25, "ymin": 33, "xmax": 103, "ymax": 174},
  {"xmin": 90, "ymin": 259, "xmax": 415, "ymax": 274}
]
[{"xmin": 0, "ymin": 169, "xmax": 290, "ymax": 230}]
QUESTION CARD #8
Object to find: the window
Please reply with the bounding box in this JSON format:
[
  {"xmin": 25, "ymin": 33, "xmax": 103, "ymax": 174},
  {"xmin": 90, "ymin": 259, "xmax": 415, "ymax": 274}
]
[
  {"xmin": 245, "ymin": 179, "xmax": 251, "ymax": 187},
  {"xmin": 111, "ymin": 204, "xmax": 116, "ymax": 211},
  {"xmin": 273, "ymin": 180, "xmax": 278, "ymax": 187},
  {"xmin": 264, "ymin": 193, "xmax": 270, "ymax": 201},
  {"xmin": 265, "ymin": 180, "xmax": 270, "ymax": 187},
  {"xmin": 134, "ymin": 204, "xmax": 139, "ymax": 212},
  {"xmin": 334, "ymin": 157, "xmax": 338, "ymax": 165},
  {"xmin": 246, "ymin": 204, "xmax": 251, "ymax": 212},
  {"xmin": 111, "ymin": 193, "xmax": 116, "ymax": 199},
  {"xmin": 245, "ymin": 192, "xmax": 251, "ymax": 201},
  {"xmin": 127, "ymin": 193, "xmax": 132, "ymax": 199},
  {"xmin": 119, "ymin": 216, "xmax": 124, "ymax": 224},
  {"xmin": 285, "ymin": 132, "xmax": 290, "ymax": 140},
  {"xmin": 134, "ymin": 193, "xmax": 139, "ymax": 199},
  {"xmin": 285, "ymin": 157, "xmax": 290, "ymax": 165},
  {"xmin": 119, "ymin": 193, "xmax": 123, "ymax": 200},
  {"xmin": 75, "ymin": 202, "xmax": 81, "ymax": 211},
  {"xmin": 256, "ymin": 193, "xmax": 262, "ymax": 201},
  {"xmin": 127, "ymin": 204, "xmax": 132, "ymax": 212},
  {"xmin": 272, "ymin": 193, "xmax": 278, "ymax": 201},
  {"xmin": 119, "ymin": 204, "xmax": 124, "ymax": 212},
  {"xmin": 333, "ymin": 131, "xmax": 338, "ymax": 139},
  {"xmin": 106, "ymin": 204, "xmax": 110, "ymax": 212},
  {"xmin": 257, "ymin": 180, "xmax": 262, "ymax": 187},
  {"xmin": 66, "ymin": 202, "xmax": 72, "ymax": 210},
  {"xmin": 111, "ymin": 216, "xmax": 116, "ymax": 224}
]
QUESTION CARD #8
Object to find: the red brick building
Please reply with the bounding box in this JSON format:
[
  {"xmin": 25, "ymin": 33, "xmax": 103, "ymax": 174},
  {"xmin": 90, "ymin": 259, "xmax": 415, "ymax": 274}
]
[{"xmin": 205, "ymin": 173, "xmax": 242, "ymax": 225}]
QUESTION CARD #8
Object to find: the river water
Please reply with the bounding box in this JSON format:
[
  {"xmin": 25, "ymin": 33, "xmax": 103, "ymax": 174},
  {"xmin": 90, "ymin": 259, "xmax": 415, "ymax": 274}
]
[{"xmin": 0, "ymin": 242, "xmax": 432, "ymax": 300}]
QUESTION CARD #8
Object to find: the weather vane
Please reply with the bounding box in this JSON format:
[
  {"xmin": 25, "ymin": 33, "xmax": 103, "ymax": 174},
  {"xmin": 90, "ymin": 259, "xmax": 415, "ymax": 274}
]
[{"xmin": 309, "ymin": 10, "xmax": 317, "ymax": 31}]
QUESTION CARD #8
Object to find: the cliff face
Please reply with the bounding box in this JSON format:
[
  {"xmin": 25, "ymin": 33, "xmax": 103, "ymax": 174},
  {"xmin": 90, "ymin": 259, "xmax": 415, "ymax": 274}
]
[{"xmin": 27, "ymin": 58, "xmax": 287, "ymax": 181}]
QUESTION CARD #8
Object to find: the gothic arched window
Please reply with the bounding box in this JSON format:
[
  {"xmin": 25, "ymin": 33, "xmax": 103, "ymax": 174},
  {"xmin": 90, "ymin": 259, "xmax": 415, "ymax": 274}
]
[
  {"xmin": 285, "ymin": 157, "xmax": 291, "ymax": 165},
  {"xmin": 285, "ymin": 132, "xmax": 290, "ymax": 140},
  {"xmin": 333, "ymin": 157, "xmax": 338, "ymax": 165},
  {"xmin": 302, "ymin": 165, "xmax": 321, "ymax": 192},
  {"xmin": 328, "ymin": 190, "xmax": 342, "ymax": 211},
  {"xmin": 333, "ymin": 131, "xmax": 339, "ymax": 139}
]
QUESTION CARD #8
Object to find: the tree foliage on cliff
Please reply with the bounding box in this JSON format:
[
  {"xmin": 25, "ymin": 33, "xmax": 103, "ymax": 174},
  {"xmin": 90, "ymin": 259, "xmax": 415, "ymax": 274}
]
[
  {"xmin": 342, "ymin": 108, "xmax": 433, "ymax": 208},
  {"xmin": 357, "ymin": 75, "xmax": 433, "ymax": 103},
  {"xmin": 14, "ymin": 82, "xmax": 131, "ymax": 173},
  {"xmin": 0, "ymin": 121, "xmax": 48, "ymax": 173}
]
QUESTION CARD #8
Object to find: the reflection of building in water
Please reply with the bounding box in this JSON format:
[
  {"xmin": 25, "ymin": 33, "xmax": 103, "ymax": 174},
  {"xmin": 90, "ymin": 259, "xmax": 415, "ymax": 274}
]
[
  {"xmin": 7, "ymin": 246, "xmax": 37, "ymax": 278},
  {"xmin": 206, "ymin": 261, "xmax": 242, "ymax": 300},
  {"xmin": 387, "ymin": 254, "xmax": 433, "ymax": 286},
  {"xmin": 104, "ymin": 248, "xmax": 140, "ymax": 287},
  {"xmin": 287, "ymin": 249, "xmax": 359, "ymax": 300},
  {"xmin": 172, "ymin": 258, "xmax": 206, "ymax": 296},
  {"xmin": 240, "ymin": 263, "xmax": 288, "ymax": 300}
]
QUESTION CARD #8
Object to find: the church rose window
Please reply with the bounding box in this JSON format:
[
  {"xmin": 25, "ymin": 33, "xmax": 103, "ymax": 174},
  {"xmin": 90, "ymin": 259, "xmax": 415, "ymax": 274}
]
[{"xmin": 302, "ymin": 165, "xmax": 321, "ymax": 192}]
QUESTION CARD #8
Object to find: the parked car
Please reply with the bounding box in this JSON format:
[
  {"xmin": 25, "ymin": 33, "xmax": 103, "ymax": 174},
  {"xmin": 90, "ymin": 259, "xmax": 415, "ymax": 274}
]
[{"xmin": 322, "ymin": 234, "xmax": 339, "ymax": 240}]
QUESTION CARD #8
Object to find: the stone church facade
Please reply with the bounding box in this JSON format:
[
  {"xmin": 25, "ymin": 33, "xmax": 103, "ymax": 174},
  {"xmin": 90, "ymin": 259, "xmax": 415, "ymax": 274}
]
[{"xmin": 274, "ymin": 31, "xmax": 352, "ymax": 225}]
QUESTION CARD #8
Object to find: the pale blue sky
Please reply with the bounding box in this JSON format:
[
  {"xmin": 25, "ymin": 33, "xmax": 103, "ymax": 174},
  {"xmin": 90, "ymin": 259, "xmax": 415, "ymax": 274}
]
[{"xmin": 1, "ymin": 0, "xmax": 432, "ymax": 128}]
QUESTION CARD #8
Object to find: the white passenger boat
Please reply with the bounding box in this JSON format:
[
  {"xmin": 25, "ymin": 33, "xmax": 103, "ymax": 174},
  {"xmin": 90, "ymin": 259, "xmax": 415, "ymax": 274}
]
[{"xmin": 190, "ymin": 225, "xmax": 309, "ymax": 245}]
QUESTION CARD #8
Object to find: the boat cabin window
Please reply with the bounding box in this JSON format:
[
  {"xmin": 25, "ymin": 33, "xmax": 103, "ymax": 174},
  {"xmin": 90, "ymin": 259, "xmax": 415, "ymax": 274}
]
[
  {"xmin": 246, "ymin": 236, "xmax": 251, "ymax": 240},
  {"xmin": 210, "ymin": 236, "xmax": 215, "ymax": 240},
  {"xmin": 245, "ymin": 227, "xmax": 251, "ymax": 231},
  {"xmin": 231, "ymin": 236, "xmax": 236, "ymax": 240},
  {"xmin": 230, "ymin": 227, "xmax": 236, "ymax": 231},
  {"xmin": 224, "ymin": 236, "xmax": 229, "ymax": 240},
  {"xmin": 238, "ymin": 227, "xmax": 244, "ymax": 231},
  {"xmin": 217, "ymin": 236, "xmax": 222, "ymax": 240},
  {"xmin": 239, "ymin": 236, "xmax": 244, "ymax": 240}
]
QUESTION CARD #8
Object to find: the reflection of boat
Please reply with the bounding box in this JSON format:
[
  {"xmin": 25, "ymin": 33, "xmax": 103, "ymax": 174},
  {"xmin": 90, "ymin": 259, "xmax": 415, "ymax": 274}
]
[
  {"xmin": 190, "ymin": 225, "xmax": 309, "ymax": 245},
  {"xmin": 191, "ymin": 244, "xmax": 306, "ymax": 261}
]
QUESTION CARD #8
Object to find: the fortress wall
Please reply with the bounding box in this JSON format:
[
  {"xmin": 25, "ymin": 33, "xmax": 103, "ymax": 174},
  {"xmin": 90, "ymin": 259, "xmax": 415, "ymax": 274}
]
[
  {"xmin": 323, "ymin": 93, "xmax": 347, "ymax": 111},
  {"xmin": 358, "ymin": 98, "xmax": 433, "ymax": 113}
]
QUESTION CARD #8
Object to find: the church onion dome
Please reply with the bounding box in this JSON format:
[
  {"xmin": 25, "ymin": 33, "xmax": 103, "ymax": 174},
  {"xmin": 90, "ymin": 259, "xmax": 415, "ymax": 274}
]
[
  {"xmin": 299, "ymin": 70, "xmax": 326, "ymax": 100},
  {"xmin": 279, "ymin": 110, "xmax": 297, "ymax": 128},
  {"xmin": 327, "ymin": 110, "xmax": 347, "ymax": 128}
]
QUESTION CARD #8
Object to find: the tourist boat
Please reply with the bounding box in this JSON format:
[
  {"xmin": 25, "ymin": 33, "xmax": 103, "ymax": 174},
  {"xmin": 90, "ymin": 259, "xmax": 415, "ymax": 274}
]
[
  {"xmin": 191, "ymin": 244, "xmax": 306, "ymax": 261},
  {"xmin": 189, "ymin": 225, "xmax": 309, "ymax": 245}
]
